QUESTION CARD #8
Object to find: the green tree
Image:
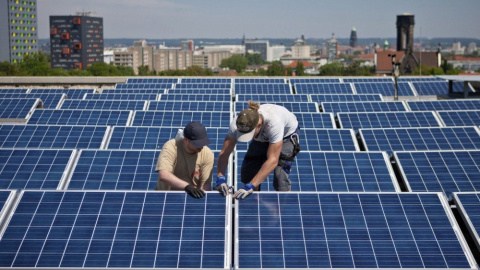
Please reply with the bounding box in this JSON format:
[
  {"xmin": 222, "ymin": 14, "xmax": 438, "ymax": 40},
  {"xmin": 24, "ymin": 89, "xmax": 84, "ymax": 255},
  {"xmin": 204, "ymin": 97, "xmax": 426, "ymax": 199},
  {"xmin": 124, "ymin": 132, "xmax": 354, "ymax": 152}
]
[
  {"xmin": 0, "ymin": 61, "xmax": 25, "ymax": 76},
  {"xmin": 318, "ymin": 62, "xmax": 344, "ymax": 76},
  {"xmin": 295, "ymin": 62, "xmax": 305, "ymax": 76},
  {"xmin": 266, "ymin": 61, "xmax": 285, "ymax": 76},
  {"xmin": 245, "ymin": 52, "xmax": 265, "ymax": 65},
  {"xmin": 18, "ymin": 52, "xmax": 50, "ymax": 76},
  {"xmin": 138, "ymin": 65, "xmax": 150, "ymax": 76},
  {"xmin": 220, "ymin": 55, "xmax": 248, "ymax": 73}
]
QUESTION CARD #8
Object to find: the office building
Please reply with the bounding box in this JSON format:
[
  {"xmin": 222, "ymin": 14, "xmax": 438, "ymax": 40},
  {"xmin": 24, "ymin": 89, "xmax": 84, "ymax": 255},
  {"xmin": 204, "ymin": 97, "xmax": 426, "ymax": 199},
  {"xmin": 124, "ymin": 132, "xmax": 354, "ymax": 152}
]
[
  {"xmin": 0, "ymin": 0, "xmax": 38, "ymax": 63},
  {"xmin": 350, "ymin": 27, "xmax": 358, "ymax": 47},
  {"xmin": 327, "ymin": 33, "xmax": 338, "ymax": 61},
  {"xmin": 114, "ymin": 40, "xmax": 155, "ymax": 74},
  {"xmin": 50, "ymin": 12, "xmax": 103, "ymax": 70},
  {"xmin": 193, "ymin": 50, "xmax": 231, "ymax": 69},
  {"xmin": 245, "ymin": 39, "xmax": 269, "ymax": 61},
  {"xmin": 291, "ymin": 37, "xmax": 310, "ymax": 59},
  {"xmin": 154, "ymin": 49, "xmax": 193, "ymax": 71}
]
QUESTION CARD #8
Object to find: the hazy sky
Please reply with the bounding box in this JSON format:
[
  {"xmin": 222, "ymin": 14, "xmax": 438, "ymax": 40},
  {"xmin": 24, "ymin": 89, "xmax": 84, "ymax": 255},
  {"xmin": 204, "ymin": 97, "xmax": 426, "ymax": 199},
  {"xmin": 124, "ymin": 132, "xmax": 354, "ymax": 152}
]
[{"xmin": 38, "ymin": 0, "xmax": 480, "ymax": 39}]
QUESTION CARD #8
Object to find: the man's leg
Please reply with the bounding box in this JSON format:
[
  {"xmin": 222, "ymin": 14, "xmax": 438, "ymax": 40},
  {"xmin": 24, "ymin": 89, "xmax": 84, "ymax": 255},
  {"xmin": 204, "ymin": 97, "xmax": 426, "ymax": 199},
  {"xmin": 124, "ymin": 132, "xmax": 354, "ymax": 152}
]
[
  {"xmin": 241, "ymin": 140, "xmax": 269, "ymax": 191},
  {"xmin": 273, "ymin": 134, "xmax": 299, "ymax": 191}
]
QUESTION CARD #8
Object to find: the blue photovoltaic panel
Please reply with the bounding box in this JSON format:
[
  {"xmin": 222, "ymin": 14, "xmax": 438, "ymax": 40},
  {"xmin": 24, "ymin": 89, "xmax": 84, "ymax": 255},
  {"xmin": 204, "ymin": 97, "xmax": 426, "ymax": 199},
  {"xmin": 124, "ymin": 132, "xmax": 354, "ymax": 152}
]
[
  {"xmin": 167, "ymin": 89, "xmax": 232, "ymax": 95},
  {"xmin": 131, "ymin": 111, "xmax": 231, "ymax": 128},
  {"xmin": 236, "ymin": 78, "xmax": 285, "ymax": 84},
  {"xmin": 234, "ymin": 84, "xmax": 292, "ymax": 95},
  {"xmin": 0, "ymin": 125, "xmax": 109, "ymax": 149},
  {"xmin": 0, "ymin": 88, "xmax": 29, "ymax": 93},
  {"xmin": 148, "ymin": 101, "xmax": 231, "ymax": 112},
  {"xmin": 30, "ymin": 88, "xmax": 96, "ymax": 100},
  {"xmin": 61, "ymin": 99, "xmax": 146, "ymax": 110},
  {"xmin": 235, "ymin": 152, "xmax": 397, "ymax": 192},
  {"xmin": 235, "ymin": 102, "xmax": 318, "ymax": 113},
  {"xmin": 0, "ymin": 191, "xmax": 229, "ymax": 268},
  {"xmin": 107, "ymin": 126, "xmax": 228, "ymax": 151},
  {"xmin": 235, "ymin": 129, "xmax": 358, "ymax": 152},
  {"xmin": 360, "ymin": 126, "xmax": 480, "ymax": 156},
  {"xmin": 454, "ymin": 192, "xmax": 480, "ymax": 251},
  {"xmin": 236, "ymin": 192, "xmax": 474, "ymax": 269},
  {"xmin": 290, "ymin": 78, "xmax": 340, "ymax": 84},
  {"xmin": 295, "ymin": 113, "xmax": 335, "ymax": 129},
  {"xmin": 437, "ymin": 110, "xmax": 480, "ymax": 127},
  {"xmin": 126, "ymin": 78, "xmax": 179, "ymax": 84},
  {"xmin": 175, "ymin": 83, "xmax": 231, "ymax": 89},
  {"xmin": 294, "ymin": 83, "xmax": 354, "ymax": 95},
  {"xmin": 322, "ymin": 101, "xmax": 408, "ymax": 114},
  {"xmin": 354, "ymin": 82, "xmax": 415, "ymax": 96},
  {"xmin": 181, "ymin": 78, "xmax": 231, "ymax": 84},
  {"xmin": 398, "ymin": 77, "xmax": 444, "ymax": 82},
  {"xmin": 310, "ymin": 94, "xmax": 383, "ymax": 103},
  {"xmin": 395, "ymin": 151, "xmax": 480, "ymax": 197},
  {"xmin": 115, "ymin": 83, "xmax": 172, "ymax": 89},
  {"xmin": 0, "ymin": 98, "xmax": 41, "ymax": 120},
  {"xmin": 0, "ymin": 149, "xmax": 75, "ymax": 190},
  {"xmin": 236, "ymin": 94, "xmax": 310, "ymax": 102},
  {"xmin": 338, "ymin": 111, "xmax": 442, "ymax": 130},
  {"xmin": 0, "ymin": 190, "xmax": 14, "ymax": 216},
  {"xmin": 0, "ymin": 93, "xmax": 65, "ymax": 109},
  {"xmin": 27, "ymin": 109, "xmax": 132, "ymax": 126},
  {"xmin": 413, "ymin": 81, "xmax": 474, "ymax": 95},
  {"xmin": 343, "ymin": 77, "xmax": 393, "ymax": 83},
  {"xmin": 102, "ymin": 89, "xmax": 166, "ymax": 95},
  {"xmin": 159, "ymin": 94, "xmax": 231, "ymax": 102},
  {"xmin": 84, "ymin": 93, "xmax": 159, "ymax": 101},
  {"xmin": 406, "ymin": 99, "xmax": 480, "ymax": 111}
]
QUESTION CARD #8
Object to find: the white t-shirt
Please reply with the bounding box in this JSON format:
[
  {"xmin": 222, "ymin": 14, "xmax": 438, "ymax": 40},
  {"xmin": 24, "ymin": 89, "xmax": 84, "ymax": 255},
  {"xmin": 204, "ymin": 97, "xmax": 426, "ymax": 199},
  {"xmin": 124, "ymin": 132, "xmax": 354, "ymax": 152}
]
[{"xmin": 229, "ymin": 104, "xmax": 298, "ymax": 143}]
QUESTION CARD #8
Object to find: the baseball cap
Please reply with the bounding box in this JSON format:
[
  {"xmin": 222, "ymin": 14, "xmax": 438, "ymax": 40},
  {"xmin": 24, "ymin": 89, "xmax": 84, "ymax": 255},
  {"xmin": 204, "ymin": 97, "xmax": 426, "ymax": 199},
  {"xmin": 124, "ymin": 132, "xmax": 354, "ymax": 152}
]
[
  {"xmin": 236, "ymin": 108, "xmax": 259, "ymax": 142},
  {"xmin": 183, "ymin": 122, "xmax": 211, "ymax": 148}
]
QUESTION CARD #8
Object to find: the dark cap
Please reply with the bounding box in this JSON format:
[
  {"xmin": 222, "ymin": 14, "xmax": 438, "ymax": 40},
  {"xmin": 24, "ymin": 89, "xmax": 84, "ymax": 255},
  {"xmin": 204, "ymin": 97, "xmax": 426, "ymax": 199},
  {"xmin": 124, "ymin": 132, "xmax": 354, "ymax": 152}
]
[
  {"xmin": 184, "ymin": 122, "xmax": 211, "ymax": 148},
  {"xmin": 236, "ymin": 108, "xmax": 259, "ymax": 142}
]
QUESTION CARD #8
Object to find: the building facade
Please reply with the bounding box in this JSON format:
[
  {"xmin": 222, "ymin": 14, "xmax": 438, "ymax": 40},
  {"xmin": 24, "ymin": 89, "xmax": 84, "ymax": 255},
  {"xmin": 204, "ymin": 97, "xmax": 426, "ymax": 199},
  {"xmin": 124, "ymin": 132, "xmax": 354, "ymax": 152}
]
[
  {"xmin": 50, "ymin": 12, "xmax": 103, "ymax": 70},
  {"xmin": 245, "ymin": 40, "xmax": 269, "ymax": 61},
  {"xmin": 193, "ymin": 51, "xmax": 231, "ymax": 69},
  {"xmin": 0, "ymin": 0, "xmax": 38, "ymax": 63},
  {"xmin": 153, "ymin": 49, "xmax": 193, "ymax": 72},
  {"xmin": 326, "ymin": 34, "xmax": 338, "ymax": 61},
  {"xmin": 350, "ymin": 27, "xmax": 358, "ymax": 48}
]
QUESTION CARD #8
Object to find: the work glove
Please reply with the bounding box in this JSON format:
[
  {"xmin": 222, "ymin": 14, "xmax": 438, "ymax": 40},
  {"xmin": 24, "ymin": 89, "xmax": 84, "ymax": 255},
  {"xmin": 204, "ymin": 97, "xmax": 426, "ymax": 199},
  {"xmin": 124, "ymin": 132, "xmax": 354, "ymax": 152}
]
[
  {"xmin": 184, "ymin": 185, "xmax": 205, "ymax": 199},
  {"xmin": 214, "ymin": 176, "xmax": 229, "ymax": 196},
  {"xmin": 234, "ymin": 183, "xmax": 255, "ymax": 200}
]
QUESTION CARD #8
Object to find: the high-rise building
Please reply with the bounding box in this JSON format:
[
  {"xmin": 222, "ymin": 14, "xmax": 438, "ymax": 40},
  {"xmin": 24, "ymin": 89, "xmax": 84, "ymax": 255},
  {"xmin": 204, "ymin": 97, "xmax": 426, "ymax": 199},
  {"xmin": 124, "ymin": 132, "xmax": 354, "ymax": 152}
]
[
  {"xmin": 0, "ymin": 0, "xmax": 38, "ymax": 63},
  {"xmin": 181, "ymin": 40, "xmax": 194, "ymax": 51},
  {"xmin": 49, "ymin": 12, "xmax": 103, "ymax": 70},
  {"xmin": 349, "ymin": 27, "xmax": 357, "ymax": 47},
  {"xmin": 327, "ymin": 33, "xmax": 338, "ymax": 61},
  {"xmin": 245, "ymin": 39, "xmax": 269, "ymax": 61},
  {"xmin": 396, "ymin": 14, "xmax": 415, "ymax": 52},
  {"xmin": 114, "ymin": 40, "xmax": 156, "ymax": 74}
]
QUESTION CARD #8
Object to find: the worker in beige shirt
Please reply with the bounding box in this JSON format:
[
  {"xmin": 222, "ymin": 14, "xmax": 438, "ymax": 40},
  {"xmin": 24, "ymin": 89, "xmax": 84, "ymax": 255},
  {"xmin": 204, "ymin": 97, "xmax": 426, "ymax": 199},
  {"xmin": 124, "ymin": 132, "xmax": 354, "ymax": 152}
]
[{"xmin": 155, "ymin": 121, "xmax": 214, "ymax": 198}]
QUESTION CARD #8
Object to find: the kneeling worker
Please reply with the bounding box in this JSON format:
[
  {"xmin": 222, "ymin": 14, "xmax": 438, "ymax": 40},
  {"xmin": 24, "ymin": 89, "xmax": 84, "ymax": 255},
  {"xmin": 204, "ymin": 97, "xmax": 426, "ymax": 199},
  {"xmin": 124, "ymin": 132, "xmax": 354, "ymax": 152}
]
[{"xmin": 155, "ymin": 121, "xmax": 214, "ymax": 198}]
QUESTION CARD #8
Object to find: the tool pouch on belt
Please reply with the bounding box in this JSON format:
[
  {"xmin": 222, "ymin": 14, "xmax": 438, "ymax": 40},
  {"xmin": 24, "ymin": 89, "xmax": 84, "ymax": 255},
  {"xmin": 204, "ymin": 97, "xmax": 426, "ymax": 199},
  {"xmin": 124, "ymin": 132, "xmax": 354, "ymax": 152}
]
[{"xmin": 279, "ymin": 133, "xmax": 300, "ymax": 174}]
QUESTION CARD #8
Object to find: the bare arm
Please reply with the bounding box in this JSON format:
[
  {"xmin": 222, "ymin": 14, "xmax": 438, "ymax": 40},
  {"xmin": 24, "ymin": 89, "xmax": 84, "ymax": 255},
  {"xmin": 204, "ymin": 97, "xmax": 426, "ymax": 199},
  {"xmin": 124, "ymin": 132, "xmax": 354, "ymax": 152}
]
[
  {"xmin": 249, "ymin": 140, "xmax": 283, "ymax": 188},
  {"xmin": 158, "ymin": 170, "xmax": 189, "ymax": 190},
  {"xmin": 217, "ymin": 135, "xmax": 236, "ymax": 177}
]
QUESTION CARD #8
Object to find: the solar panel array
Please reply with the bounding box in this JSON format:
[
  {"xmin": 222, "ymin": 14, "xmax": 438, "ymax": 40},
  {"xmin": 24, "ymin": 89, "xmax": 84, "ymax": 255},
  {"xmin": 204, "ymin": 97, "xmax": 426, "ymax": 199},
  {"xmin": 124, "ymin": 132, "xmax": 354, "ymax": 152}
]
[{"xmin": 1, "ymin": 76, "xmax": 480, "ymax": 269}]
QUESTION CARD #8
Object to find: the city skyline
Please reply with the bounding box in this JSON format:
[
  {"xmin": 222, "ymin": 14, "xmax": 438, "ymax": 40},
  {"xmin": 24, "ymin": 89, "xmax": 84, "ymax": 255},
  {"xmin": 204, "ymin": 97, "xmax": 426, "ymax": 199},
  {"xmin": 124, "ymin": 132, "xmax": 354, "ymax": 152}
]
[{"xmin": 38, "ymin": 0, "xmax": 480, "ymax": 40}]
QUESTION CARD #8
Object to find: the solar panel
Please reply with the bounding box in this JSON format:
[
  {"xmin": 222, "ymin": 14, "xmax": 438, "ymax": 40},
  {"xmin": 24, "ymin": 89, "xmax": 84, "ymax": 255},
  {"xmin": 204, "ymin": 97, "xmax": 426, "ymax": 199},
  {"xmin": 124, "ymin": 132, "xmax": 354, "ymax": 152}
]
[
  {"xmin": 236, "ymin": 78, "xmax": 285, "ymax": 84},
  {"xmin": 0, "ymin": 88, "xmax": 29, "ymax": 93},
  {"xmin": 0, "ymin": 125, "xmax": 109, "ymax": 149},
  {"xmin": 236, "ymin": 192, "xmax": 475, "ymax": 269},
  {"xmin": 0, "ymin": 190, "xmax": 15, "ymax": 226},
  {"xmin": 175, "ymin": 83, "xmax": 231, "ymax": 89},
  {"xmin": 236, "ymin": 94, "xmax": 310, "ymax": 102},
  {"xmin": 310, "ymin": 94, "xmax": 383, "ymax": 103},
  {"xmin": 0, "ymin": 191, "xmax": 230, "ymax": 268},
  {"xmin": 412, "ymin": 81, "xmax": 474, "ymax": 95},
  {"xmin": 235, "ymin": 129, "xmax": 359, "ymax": 152},
  {"xmin": 290, "ymin": 78, "xmax": 340, "ymax": 84},
  {"xmin": 343, "ymin": 77, "xmax": 393, "ymax": 83},
  {"xmin": 126, "ymin": 78, "xmax": 179, "ymax": 84},
  {"xmin": 0, "ymin": 149, "xmax": 76, "ymax": 190},
  {"xmin": 84, "ymin": 93, "xmax": 159, "ymax": 101},
  {"xmin": 115, "ymin": 83, "xmax": 173, "ymax": 89},
  {"xmin": 322, "ymin": 101, "xmax": 408, "ymax": 114},
  {"xmin": 148, "ymin": 101, "xmax": 232, "ymax": 112},
  {"xmin": 235, "ymin": 102, "xmax": 319, "ymax": 113},
  {"xmin": 234, "ymin": 84, "xmax": 292, "ymax": 95},
  {"xmin": 181, "ymin": 78, "xmax": 231, "ymax": 84},
  {"xmin": 0, "ymin": 98, "xmax": 42, "ymax": 121},
  {"xmin": 294, "ymin": 83, "xmax": 354, "ymax": 95},
  {"xmin": 294, "ymin": 113, "xmax": 336, "ymax": 129},
  {"xmin": 437, "ymin": 110, "xmax": 480, "ymax": 127},
  {"xmin": 60, "ymin": 99, "xmax": 146, "ymax": 110},
  {"xmin": 406, "ymin": 99, "xmax": 480, "ymax": 111},
  {"xmin": 167, "ymin": 89, "xmax": 232, "ymax": 95},
  {"xmin": 398, "ymin": 77, "xmax": 444, "ymax": 82},
  {"xmin": 395, "ymin": 151, "xmax": 480, "ymax": 197},
  {"xmin": 159, "ymin": 94, "xmax": 231, "ymax": 102},
  {"xmin": 30, "ymin": 88, "xmax": 96, "ymax": 100},
  {"xmin": 131, "ymin": 111, "xmax": 231, "ymax": 128},
  {"xmin": 0, "ymin": 93, "xmax": 66, "ymax": 109},
  {"xmin": 338, "ymin": 111, "xmax": 443, "ymax": 130},
  {"xmin": 235, "ymin": 151, "xmax": 398, "ymax": 192},
  {"xmin": 106, "ymin": 126, "xmax": 229, "ymax": 151},
  {"xmin": 102, "ymin": 89, "xmax": 166, "ymax": 95},
  {"xmin": 360, "ymin": 126, "xmax": 480, "ymax": 156},
  {"xmin": 453, "ymin": 192, "xmax": 480, "ymax": 252},
  {"xmin": 354, "ymin": 82, "xmax": 415, "ymax": 96},
  {"xmin": 27, "ymin": 109, "xmax": 132, "ymax": 126}
]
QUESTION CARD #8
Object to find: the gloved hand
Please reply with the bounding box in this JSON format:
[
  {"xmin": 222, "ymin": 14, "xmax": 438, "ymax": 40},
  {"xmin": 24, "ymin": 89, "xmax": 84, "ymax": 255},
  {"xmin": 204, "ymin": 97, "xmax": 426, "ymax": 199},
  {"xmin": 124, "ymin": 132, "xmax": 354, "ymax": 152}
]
[
  {"xmin": 214, "ymin": 176, "xmax": 229, "ymax": 196},
  {"xmin": 184, "ymin": 185, "xmax": 205, "ymax": 199},
  {"xmin": 234, "ymin": 183, "xmax": 255, "ymax": 200}
]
